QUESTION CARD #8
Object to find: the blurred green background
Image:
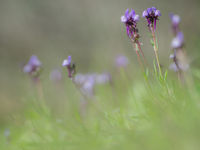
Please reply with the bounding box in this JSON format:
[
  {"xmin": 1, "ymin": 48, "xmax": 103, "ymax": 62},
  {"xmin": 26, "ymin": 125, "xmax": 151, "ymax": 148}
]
[{"xmin": 0, "ymin": 0, "xmax": 200, "ymax": 123}]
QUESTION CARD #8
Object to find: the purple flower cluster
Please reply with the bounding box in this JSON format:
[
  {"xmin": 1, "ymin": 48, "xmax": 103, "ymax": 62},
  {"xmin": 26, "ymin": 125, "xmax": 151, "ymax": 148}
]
[
  {"xmin": 121, "ymin": 9, "xmax": 140, "ymax": 41},
  {"xmin": 62, "ymin": 56, "xmax": 76, "ymax": 78},
  {"xmin": 170, "ymin": 14, "xmax": 184, "ymax": 50},
  {"xmin": 74, "ymin": 73, "xmax": 111, "ymax": 98},
  {"xmin": 169, "ymin": 14, "xmax": 188, "ymax": 73},
  {"xmin": 143, "ymin": 7, "xmax": 161, "ymax": 31},
  {"xmin": 23, "ymin": 55, "xmax": 42, "ymax": 78}
]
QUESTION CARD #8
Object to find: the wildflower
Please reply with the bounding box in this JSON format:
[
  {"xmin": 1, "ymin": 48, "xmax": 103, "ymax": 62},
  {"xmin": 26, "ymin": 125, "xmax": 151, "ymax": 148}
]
[
  {"xmin": 23, "ymin": 55, "xmax": 42, "ymax": 78},
  {"xmin": 171, "ymin": 32, "xmax": 184, "ymax": 49},
  {"xmin": 115, "ymin": 55, "xmax": 129, "ymax": 68},
  {"xmin": 170, "ymin": 13, "xmax": 181, "ymax": 34},
  {"xmin": 143, "ymin": 7, "xmax": 161, "ymax": 30},
  {"xmin": 169, "ymin": 62, "xmax": 189, "ymax": 72},
  {"xmin": 50, "ymin": 69, "xmax": 62, "ymax": 82},
  {"xmin": 62, "ymin": 56, "xmax": 76, "ymax": 78},
  {"xmin": 81, "ymin": 76, "xmax": 95, "ymax": 98},
  {"xmin": 121, "ymin": 8, "xmax": 140, "ymax": 40},
  {"xmin": 73, "ymin": 73, "xmax": 111, "ymax": 98}
]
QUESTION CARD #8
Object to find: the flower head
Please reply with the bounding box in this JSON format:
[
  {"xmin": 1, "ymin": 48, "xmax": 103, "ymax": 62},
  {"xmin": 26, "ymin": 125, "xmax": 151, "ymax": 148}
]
[
  {"xmin": 121, "ymin": 9, "xmax": 140, "ymax": 40},
  {"xmin": 115, "ymin": 55, "xmax": 129, "ymax": 68},
  {"xmin": 143, "ymin": 7, "xmax": 161, "ymax": 30},
  {"xmin": 62, "ymin": 56, "xmax": 75, "ymax": 78},
  {"xmin": 23, "ymin": 55, "xmax": 42, "ymax": 77},
  {"xmin": 170, "ymin": 13, "xmax": 181, "ymax": 34},
  {"xmin": 171, "ymin": 32, "xmax": 184, "ymax": 49}
]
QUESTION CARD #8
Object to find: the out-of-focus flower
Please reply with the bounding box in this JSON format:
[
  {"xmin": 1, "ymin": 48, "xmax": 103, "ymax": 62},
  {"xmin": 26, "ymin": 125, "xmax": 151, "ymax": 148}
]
[
  {"xmin": 169, "ymin": 63, "xmax": 179, "ymax": 72},
  {"xmin": 170, "ymin": 13, "xmax": 180, "ymax": 26},
  {"xmin": 171, "ymin": 32, "xmax": 184, "ymax": 49},
  {"xmin": 115, "ymin": 55, "xmax": 129, "ymax": 68},
  {"xmin": 170, "ymin": 13, "xmax": 181, "ymax": 34},
  {"xmin": 23, "ymin": 55, "xmax": 42, "ymax": 77},
  {"xmin": 73, "ymin": 73, "xmax": 111, "ymax": 98},
  {"xmin": 81, "ymin": 76, "xmax": 95, "ymax": 98},
  {"xmin": 50, "ymin": 69, "xmax": 62, "ymax": 82},
  {"xmin": 62, "ymin": 56, "xmax": 75, "ymax": 78},
  {"xmin": 121, "ymin": 9, "xmax": 140, "ymax": 40},
  {"xmin": 143, "ymin": 7, "xmax": 161, "ymax": 30},
  {"xmin": 169, "ymin": 62, "xmax": 189, "ymax": 72}
]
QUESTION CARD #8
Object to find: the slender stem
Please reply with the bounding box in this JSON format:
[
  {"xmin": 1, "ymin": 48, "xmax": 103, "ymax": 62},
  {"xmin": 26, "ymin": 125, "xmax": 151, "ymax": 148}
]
[
  {"xmin": 136, "ymin": 40, "xmax": 148, "ymax": 67},
  {"xmin": 151, "ymin": 26, "xmax": 163, "ymax": 78},
  {"xmin": 132, "ymin": 42, "xmax": 145, "ymax": 72}
]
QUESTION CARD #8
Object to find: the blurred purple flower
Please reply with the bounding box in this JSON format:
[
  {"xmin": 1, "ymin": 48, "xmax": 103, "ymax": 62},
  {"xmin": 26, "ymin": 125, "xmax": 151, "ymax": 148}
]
[
  {"xmin": 23, "ymin": 55, "xmax": 41, "ymax": 77},
  {"xmin": 169, "ymin": 63, "xmax": 179, "ymax": 72},
  {"xmin": 170, "ymin": 13, "xmax": 181, "ymax": 34},
  {"xmin": 62, "ymin": 56, "xmax": 75, "ymax": 78},
  {"xmin": 170, "ymin": 13, "xmax": 180, "ymax": 26},
  {"xmin": 115, "ymin": 55, "xmax": 129, "ymax": 68},
  {"xmin": 169, "ymin": 62, "xmax": 189, "ymax": 72},
  {"xmin": 62, "ymin": 56, "xmax": 71, "ymax": 67},
  {"xmin": 143, "ymin": 7, "xmax": 161, "ymax": 30},
  {"xmin": 121, "ymin": 9, "xmax": 140, "ymax": 40},
  {"xmin": 81, "ymin": 77, "xmax": 95, "ymax": 98},
  {"xmin": 50, "ymin": 69, "xmax": 62, "ymax": 82},
  {"xmin": 171, "ymin": 32, "xmax": 184, "ymax": 49},
  {"xmin": 74, "ymin": 73, "xmax": 111, "ymax": 98}
]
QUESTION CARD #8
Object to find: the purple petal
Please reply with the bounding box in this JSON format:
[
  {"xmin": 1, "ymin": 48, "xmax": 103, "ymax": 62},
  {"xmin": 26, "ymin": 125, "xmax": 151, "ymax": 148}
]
[
  {"xmin": 125, "ymin": 8, "xmax": 129, "ymax": 18},
  {"xmin": 121, "ymin": 15, "xmax": 127, "ymax": 23},
  {"xmin": 62, "ymin": 59, "xmax": 70, "ymax": 67},
  {"xmin": 23, "ymin": 64, "xmax": 32, "ymax": 73},
  {"xmin": 147, "ymin": 8, "xmax": 152, "ymax": 14},
  {"xmin": 152, "ymin": 7, "xmax": 157, "ymax": 12},
  {"xmin": 134, "ymin": 14, "xmax": 140, "ymax": 22},
  {"xmin": 142, "ymin": 10, "xmax": 148, "ymax": 18},
  {"xmin": 29, "ymin": 55, "xmax": 41, "ymax": 67},
  {"xmin": 155, "ymin": 10, "xmax": 161, "ymax": 16},
  {"xmin": 126, "ymin": 26, "xmax": 130, "ymax": 37},
  {"xmin": 129, "ymin": 9, "xmax": 136, "ymax": 18}
]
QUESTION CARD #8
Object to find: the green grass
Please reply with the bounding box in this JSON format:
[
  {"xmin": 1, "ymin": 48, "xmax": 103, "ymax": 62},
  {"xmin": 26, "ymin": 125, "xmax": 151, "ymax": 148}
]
[{"xmin": 1, "ymin": 69, "xmax": 200, "ymax": 150}]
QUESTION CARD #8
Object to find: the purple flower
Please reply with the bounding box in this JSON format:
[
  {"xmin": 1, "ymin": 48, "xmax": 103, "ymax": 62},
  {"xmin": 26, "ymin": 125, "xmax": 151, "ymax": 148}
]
[
  {"xmin": 74, "ymin": 73, "xmax": 111, "ymax": 98},
  {"xmin": 170, "ymin": 13, "xmax": 180, "ymax": 26},
  {"xmin": 143, "ymin": 7, "xmax": 161, "ymax": 30},
  {"xmin": 81, "ymin": 77, "xmax": 95, "ymax": 98},
  {"xmin": 62, "ymin": 56, "xmax": 75, "ymax": 78},
  {"xmin": 74, "ymin": 74, "xmax": 95, "ymax": 98},
  {"xmin": 115, "ymin": 55, "xmax": 129, "ymax": 68},
  {"xmin": 50, "ymin": 69, "xmax": 62, "ymax": 82},
  {"xmin": 170, "ymin": 13, "xmax": 181, "ymax": 34},
  {"xmin": 23, "ymin": 55, "xmax": 41, "ymax": 77},
  {"xmin": 121, "ymin": 9, "xmax": 140, "ymax": 40},
  {"xmin": 62, "ymin": 56, "xmax": 71, "ymax": 67},
  {"xmin": 171, "ymin": 32, "xmax": 184, "ymax": 49},
  {"xmin": 169, "ymin": 62, "xmax": 189, "ymax": 72}
]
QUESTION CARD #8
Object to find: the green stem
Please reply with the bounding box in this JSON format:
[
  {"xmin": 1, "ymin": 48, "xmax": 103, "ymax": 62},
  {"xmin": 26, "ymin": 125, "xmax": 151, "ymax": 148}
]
[{"xmin": 151, "ymin": 26, "xmax": 163, "ymax": 78}]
